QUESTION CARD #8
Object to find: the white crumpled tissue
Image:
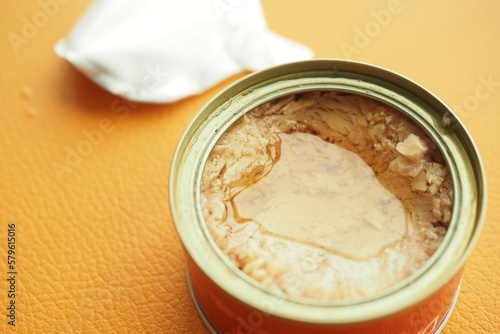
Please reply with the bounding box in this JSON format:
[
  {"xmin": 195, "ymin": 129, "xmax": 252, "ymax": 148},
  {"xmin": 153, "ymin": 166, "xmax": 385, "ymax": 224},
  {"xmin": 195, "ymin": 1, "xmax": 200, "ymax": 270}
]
[{"xmin": 55, "ymin": 0, "xmax": 314, "ymax": 103}]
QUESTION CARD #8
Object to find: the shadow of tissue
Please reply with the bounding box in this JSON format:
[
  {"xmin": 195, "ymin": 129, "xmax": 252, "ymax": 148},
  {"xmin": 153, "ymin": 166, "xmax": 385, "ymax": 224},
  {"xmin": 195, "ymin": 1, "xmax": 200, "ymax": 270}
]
[{"xmin": 57, "ymin": 61, "xmax": 170, "ymax": 116}]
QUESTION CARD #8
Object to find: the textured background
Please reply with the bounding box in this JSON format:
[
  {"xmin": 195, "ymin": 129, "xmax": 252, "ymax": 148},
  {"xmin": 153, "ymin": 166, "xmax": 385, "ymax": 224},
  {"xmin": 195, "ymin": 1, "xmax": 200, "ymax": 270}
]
[{"xmin": 1, "ymin": 0, "xmax": 499, "ymax": 333}]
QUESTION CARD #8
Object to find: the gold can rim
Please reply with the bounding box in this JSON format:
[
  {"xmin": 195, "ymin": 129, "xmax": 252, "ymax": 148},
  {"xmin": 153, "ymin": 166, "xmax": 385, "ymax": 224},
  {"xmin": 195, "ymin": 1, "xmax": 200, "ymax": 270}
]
[{"xmin": 170, "ymin": 59, "xmax": 487, "ymax": 324}]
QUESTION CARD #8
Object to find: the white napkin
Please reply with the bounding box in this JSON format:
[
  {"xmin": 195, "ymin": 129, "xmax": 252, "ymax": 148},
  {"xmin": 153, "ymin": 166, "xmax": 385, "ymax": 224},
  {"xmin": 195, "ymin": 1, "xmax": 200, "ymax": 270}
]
[{"xmin": 55, "ymin": 0, "xmax": 314, "ymax": 103}]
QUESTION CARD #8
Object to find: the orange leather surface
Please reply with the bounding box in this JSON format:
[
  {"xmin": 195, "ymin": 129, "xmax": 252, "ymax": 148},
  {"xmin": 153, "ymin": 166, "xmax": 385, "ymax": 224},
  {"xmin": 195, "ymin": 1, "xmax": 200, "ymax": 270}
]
[{"xmin": 1, "ymin": 1, "xmax": 498, "ymax": 333}]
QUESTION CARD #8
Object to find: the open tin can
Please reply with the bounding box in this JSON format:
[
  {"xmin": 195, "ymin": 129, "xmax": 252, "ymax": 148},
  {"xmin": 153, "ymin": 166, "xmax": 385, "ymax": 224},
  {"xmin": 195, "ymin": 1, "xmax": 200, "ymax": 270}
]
[{"xmin": 170, "ymin": 59, "xmax": 486, "ymax": 334}]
